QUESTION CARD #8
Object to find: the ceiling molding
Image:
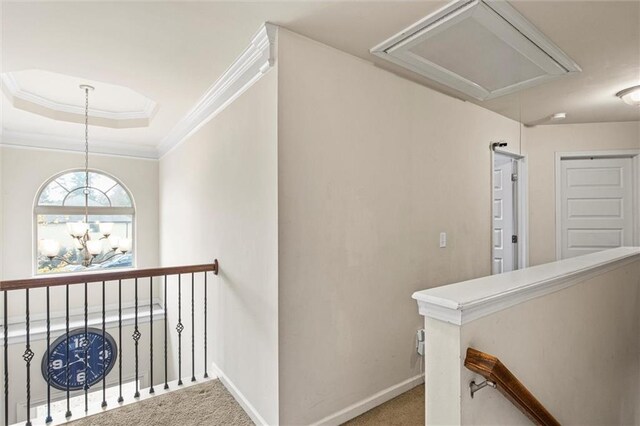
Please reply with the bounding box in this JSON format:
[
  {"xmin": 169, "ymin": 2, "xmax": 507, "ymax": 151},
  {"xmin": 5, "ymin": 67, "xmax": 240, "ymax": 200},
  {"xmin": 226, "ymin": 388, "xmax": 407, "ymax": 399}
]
[
  {"xmin": 1, "ymin": 72, "xmax": 157, "ymax": 128},
  {"xmin": 158, "ymin": 22, "xmax": 277, "ymax": 158},
  {"xmin": 0, "ymin": 129, "xmax": 159, "ymax": 160}
]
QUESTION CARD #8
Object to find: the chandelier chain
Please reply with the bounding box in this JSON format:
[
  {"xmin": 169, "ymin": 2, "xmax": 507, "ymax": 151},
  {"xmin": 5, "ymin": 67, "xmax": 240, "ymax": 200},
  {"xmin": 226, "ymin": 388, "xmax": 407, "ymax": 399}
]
[
  {"xmin": 38, "ymin": 84, "xmax": 133, "ymax": 269},
  {"xmin": 84, "ymin": 87, "xmax": 90, "ymax": 222}
]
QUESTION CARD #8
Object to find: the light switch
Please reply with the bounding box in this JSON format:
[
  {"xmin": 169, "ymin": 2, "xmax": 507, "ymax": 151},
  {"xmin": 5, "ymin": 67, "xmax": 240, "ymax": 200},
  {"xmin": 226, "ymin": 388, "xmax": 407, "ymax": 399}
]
[{"xmin": 439, "ymin": 232, "xmax": 447, "ymax": 248}]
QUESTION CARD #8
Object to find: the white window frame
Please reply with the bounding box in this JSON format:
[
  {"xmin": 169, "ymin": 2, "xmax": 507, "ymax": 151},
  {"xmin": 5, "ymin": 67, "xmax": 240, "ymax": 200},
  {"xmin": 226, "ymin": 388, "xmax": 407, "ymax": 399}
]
[{"xmin": 32, "ymin": 168, "xmax": 137, "ymax": 276}]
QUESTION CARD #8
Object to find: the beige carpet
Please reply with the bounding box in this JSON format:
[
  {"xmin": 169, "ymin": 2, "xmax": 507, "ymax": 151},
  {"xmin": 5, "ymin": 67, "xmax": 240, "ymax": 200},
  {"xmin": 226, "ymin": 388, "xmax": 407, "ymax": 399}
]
[
  {"xmin": 69, "ymin": 380, "xmax": 253, "ymax": 426},
  {"xmin": 343, "ymin": 384, "xmax": 424, "ymax": 426},
  {"xmin": 68, "ymin": 380, "xmax": 423, "ymax": 426}
]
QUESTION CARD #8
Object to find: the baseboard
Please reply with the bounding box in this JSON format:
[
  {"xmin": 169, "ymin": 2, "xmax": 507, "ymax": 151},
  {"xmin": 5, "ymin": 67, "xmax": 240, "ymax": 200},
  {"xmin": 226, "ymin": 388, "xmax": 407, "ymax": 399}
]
[
  {"xmin": 210, "ymin": 362, "xmax": 270, "ymax": 426},
  {"xmin": 311, "ymin": 374, "xmax": 425, "ymax": 426}
]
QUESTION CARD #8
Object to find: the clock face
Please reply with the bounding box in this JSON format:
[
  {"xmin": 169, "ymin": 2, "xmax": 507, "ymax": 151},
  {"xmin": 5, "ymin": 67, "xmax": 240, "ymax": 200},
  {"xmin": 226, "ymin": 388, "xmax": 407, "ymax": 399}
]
[{"xmin": 41, "ymin": 327, "xmax": 117, "ymax": 391}]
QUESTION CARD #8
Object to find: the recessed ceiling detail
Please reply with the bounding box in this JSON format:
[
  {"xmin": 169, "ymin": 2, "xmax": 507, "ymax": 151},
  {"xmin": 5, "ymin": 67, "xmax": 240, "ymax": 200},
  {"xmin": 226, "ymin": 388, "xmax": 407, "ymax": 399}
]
[
  {"xmin": 1, "ymin": 70, "xmax": 157, "ymax": 128},
  {"xmin": 371, "ymin": 0, "xmax": 582, "ymax": 101}
]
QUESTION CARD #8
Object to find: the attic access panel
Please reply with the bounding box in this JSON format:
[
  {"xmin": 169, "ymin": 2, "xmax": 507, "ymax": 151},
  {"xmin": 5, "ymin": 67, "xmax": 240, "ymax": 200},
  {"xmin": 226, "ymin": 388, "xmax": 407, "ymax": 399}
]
[{"xmin": 371, "ymin": 0, "xmax": 581, "ymax": 101}]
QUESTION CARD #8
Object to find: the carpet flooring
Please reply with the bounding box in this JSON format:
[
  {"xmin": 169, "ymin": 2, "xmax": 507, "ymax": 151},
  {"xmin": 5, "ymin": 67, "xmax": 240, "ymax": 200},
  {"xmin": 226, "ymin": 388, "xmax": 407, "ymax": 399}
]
[
  {"xmin": 68, "ymin": 380, "xmax": 253, "ymax": 426},
  {"xmin": 68, "ymin": 380, "xmax": 424, "ymax": 426},
  {"xmin": 342, "ymin": 384, "xmax": 424, "ymax": 426}
]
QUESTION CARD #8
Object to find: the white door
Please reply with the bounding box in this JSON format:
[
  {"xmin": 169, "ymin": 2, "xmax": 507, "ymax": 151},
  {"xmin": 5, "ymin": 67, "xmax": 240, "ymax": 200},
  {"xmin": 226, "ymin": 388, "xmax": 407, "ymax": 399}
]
[
  {"xmin": 560, "ymin": 157, "xmax": 634, "ymax": 259},
  {"xmin": 493, "ymin": 154, "xmax": 517, "ymax": 274}
]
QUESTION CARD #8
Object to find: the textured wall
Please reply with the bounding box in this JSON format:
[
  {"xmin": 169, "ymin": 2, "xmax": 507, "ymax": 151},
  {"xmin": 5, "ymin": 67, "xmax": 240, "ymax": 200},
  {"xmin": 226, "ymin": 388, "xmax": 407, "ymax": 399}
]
[
  {"xmin": 159, "ymin": 70, "xmax": 279, "ymax": 424},
  {"xmin": 523, "ymin": 121, "xmax": 640, "ymax": 266},
  {"xmin": 460, "ymin": 260, "xmax": 640, "ymax": 424},
  {"xmin": 276, "ymin": 29, "xmax": 521, "ymax": 425}
]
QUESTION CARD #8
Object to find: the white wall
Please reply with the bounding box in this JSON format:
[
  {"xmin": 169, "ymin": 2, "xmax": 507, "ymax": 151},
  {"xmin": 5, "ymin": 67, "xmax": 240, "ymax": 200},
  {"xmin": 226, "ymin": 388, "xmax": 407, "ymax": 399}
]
[
  {"xmin": 0, "ymin": 146, "xmax": 160, "ymax": 423},
  {"xmin": 0, "ymin": 143, "xmax": 3, "ymax": 279},
  {"xmin": 0, "ymin": 146, "xmax": 160, "ymax": 323},
  {"xmin": 423, "ymin": 257, "xmax": 640, "ymax": 424},
  {"xmin": 158, "ymin": 70, "xmax": 279, "ymax": 424},
  {"xmin": 459, "ymin": 260, "xmax": 640, "ymax": 424},
  {"xmin": 522, "ymin": 121, "xmax": 640, "ymax": 266},
  {"xmin": 276, "ymin": 29, "xmax": 521, "ymax": 425},
  {"xmin": 1, "ymin": 146, "xmax": 159, "ymax": 282}
]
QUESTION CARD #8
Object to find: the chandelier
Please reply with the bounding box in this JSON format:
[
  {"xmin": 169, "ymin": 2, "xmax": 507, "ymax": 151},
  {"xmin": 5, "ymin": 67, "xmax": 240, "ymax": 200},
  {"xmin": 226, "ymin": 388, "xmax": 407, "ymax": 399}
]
[{"xmin": 39, "ymin": 85, "xmax": 132, "ymax": 268}]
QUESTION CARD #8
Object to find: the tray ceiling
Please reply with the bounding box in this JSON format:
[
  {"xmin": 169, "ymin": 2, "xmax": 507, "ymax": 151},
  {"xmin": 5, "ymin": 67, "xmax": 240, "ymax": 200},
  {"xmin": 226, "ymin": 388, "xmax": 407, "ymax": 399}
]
[{"xmin": 2, "ymin": 70, "xmax": 157, "ymax": 129}]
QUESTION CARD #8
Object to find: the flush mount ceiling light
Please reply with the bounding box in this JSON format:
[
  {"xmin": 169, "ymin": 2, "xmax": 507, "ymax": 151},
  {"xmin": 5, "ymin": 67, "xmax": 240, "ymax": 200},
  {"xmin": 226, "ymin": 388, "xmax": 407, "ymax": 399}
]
[
  {"xmin": 371, "ymin": 0, "xmax": 581, "ymax": 101},
  {"xmin": 616, "ymin": 85, "xmax": 640, "ymax": 106}
]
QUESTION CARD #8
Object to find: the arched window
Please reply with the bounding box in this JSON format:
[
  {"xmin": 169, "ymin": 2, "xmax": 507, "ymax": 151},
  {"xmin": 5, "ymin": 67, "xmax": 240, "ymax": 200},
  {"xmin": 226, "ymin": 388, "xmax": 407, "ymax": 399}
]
[{"xmin": 35, "ymin": 170, "xmax": 135, "ymax": 274}]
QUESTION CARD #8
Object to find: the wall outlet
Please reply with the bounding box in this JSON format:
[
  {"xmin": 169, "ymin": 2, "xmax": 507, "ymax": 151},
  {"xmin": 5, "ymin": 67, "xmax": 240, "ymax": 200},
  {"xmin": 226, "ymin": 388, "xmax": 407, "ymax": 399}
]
[
  {"xmin": 416, "ymin": 329, "xmax": 425, "ymax": 356},
  {"xmin": 439, "ymin": 232, "xmax": 447, "ymax": 248}
]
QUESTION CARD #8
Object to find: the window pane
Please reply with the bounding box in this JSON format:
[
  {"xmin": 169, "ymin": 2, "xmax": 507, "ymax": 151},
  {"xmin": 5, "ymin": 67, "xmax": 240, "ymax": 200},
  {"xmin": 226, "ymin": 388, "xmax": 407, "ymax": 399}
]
[
  {"xmin": 106, "ymin": 185, "xmax": 133, "ymax": 207},
  {"xmin": 64, "ymin": 188, "xmax": 111, "ymax": 207},
  {"xmin": 89, "ymin": 172, "xmax": 117, "ymax": 193},
  {"xmin": 37, "ymin": 214, "xmax": 133, "ymax": 275},
  {"xmin": 38, "ymin": 181, "xmax": 68, "ymax": 206},
  {"xmin": 55, "ymin": 171, "xmax": 87, "ymax": 192},
  {"xmin": 37, "ymin": 171, "xmax": 133, "ymax": 208}
]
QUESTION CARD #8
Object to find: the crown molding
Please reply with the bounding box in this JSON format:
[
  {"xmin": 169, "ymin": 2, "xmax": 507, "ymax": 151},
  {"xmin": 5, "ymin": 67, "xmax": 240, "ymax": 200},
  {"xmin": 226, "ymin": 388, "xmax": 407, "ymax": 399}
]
[
  {"xmin": 1, "ymin": 22, "xmax": 277, "ymax": 159},
  {"xmin": 0, "ymin": 129, "xmax": 159, "ymax": 160},
  {"xmin": 158, "ymin": 22, "xmax": 278, "ymax": 158},
  {"xmin": 1, "ymin": 72, "xmax": 157, "ymax": 128}
]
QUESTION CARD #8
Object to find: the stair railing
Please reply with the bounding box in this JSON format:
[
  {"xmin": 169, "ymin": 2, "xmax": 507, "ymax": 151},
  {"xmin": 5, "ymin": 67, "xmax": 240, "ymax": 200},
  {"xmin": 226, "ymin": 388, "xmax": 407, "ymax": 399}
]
[
  {"xmin": 464, "ymin": 347, "xmax": 560, "ymax": 426},
  {"xmin": 1, "ymin": 260, "xmax": 219, "ymax": 426}
]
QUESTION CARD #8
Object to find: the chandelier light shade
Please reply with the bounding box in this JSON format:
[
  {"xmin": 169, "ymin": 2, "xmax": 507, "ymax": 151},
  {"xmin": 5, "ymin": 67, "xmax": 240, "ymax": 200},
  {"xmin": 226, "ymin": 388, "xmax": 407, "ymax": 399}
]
[
  {"xmin": 38, "ymin": 85, "xmax": 134, "ymax": 269},
  {"xmin": 67, "ymin": 222, "xmax": 89, "ymax": 238},
  {"xmin": 40, "ymin": 239, "xmax": 61, "ymax": 259}
]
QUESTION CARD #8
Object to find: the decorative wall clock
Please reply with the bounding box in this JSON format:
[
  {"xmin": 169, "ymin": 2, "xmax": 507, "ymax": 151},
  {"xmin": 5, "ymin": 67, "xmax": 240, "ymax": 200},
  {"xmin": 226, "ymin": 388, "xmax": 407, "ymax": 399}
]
[{"xmin": 41, "ymin": 327, "xmax": 117, "ymax": 391}]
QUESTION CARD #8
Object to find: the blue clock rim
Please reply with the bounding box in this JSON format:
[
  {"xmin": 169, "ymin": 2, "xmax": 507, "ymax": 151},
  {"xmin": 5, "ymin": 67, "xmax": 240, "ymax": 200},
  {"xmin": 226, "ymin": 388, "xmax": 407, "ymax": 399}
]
[{"xmin": 41, "ymin": 327, "xmax": 118, "ymax": 392}]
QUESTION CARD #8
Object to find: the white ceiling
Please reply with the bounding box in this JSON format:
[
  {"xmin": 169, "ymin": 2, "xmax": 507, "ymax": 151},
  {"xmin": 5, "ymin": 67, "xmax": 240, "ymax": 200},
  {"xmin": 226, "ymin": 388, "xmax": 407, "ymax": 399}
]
[{"xmin": 1, "ymin": 1, "xmax": 638, "ymax": 158}]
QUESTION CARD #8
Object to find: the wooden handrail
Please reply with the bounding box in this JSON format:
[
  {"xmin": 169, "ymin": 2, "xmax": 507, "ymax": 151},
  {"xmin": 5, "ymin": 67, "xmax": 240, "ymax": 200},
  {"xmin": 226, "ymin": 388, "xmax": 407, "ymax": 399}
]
[
  {"xmin": 0, "ymin": 259, "xmax": 219, "ymax": 291},
  {"xmin": 464, "ymin": 347, "xmax": 560, "ymax": 426}
]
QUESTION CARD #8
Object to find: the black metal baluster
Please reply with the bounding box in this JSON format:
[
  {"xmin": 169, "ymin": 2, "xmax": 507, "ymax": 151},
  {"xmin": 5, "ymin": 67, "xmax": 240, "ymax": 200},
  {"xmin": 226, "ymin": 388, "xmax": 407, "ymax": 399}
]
[
  {"xmin": 191, "ymin": 272, "xmax": 195, "ymax": 383},
  {"xmin": 24, "ymin": 289, "xmax": 33, "ymax": 426},
  {"xmin": 163, "ymin": 275, "xmax": 168, "ymax": 390},
  {"xmin": 65, "ymin": 285, "xmax": 71, "ymax": 419},
  {"xmin": 149, "ymin": 277, "xmax": 154, "ymax": 394},
  {"xmin": 177, "ymin": 274, "xmax": 183, "ymax": 386},
  {"xmin": 133, "ymin": 279, "xmax": 140, "ymax": 398},
  {"xmin": 117, "ymin": 280, "xmax": 123, "ymax": 403},
  {"xmin": 101, "ymin": 281, "xmax": 107, "ymax": 408},
  {"xmin": 204, "ymin": 272, "xmax": 208, "ymax": 379},
  {"xmin": 84, "ymin": 283, "xmax": 88, "ymax": 413},
  {"xmin": 4, "ymin": 291, "xmax": 8, "ymax": 426},
  {"xmin": 45, "ymin": 287, "xmax": 52, "ymax": 423}
]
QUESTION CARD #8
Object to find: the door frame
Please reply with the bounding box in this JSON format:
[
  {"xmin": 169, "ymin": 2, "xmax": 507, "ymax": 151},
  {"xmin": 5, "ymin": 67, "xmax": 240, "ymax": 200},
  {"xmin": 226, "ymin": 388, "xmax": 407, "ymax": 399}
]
[
  {"xmin": 491, "ymin": 149, "xmax": 529, "ymax": 273},
  {"xmin": 554, "ymin": 149, "xmax": 640, "ymax": 260}
]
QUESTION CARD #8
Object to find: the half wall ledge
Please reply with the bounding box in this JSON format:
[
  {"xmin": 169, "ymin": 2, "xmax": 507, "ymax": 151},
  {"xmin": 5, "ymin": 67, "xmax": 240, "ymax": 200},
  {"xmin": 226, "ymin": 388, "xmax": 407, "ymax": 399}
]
[{"xmin": 412, "ymin": 246, "xmax": 640, "ymax": 325}]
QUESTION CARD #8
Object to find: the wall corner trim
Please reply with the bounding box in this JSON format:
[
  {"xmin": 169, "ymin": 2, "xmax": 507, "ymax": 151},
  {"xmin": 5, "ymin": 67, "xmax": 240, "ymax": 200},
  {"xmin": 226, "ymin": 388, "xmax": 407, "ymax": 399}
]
[
  {"xmin": 158, "ymin": 22, "xmax": 278, "ymax": 158},
  {"xmin": 210, "ymin": 361, "xmax": 271, "ymax": 426}
]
